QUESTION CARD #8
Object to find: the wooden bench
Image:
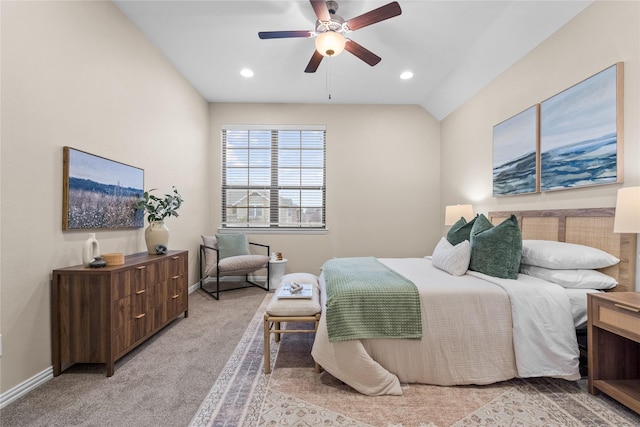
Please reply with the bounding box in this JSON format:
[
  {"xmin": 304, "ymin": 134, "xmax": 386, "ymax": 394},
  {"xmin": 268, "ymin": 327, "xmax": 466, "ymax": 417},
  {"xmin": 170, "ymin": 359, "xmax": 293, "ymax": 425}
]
[{"xmin": 263, "ymin": 273, "xmax": 322, "ymax": 374}]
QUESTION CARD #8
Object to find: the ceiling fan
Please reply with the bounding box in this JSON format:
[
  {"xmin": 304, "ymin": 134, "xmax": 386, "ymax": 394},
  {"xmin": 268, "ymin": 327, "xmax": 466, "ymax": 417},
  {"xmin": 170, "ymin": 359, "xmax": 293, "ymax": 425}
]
[{"xmin": 258, "ymin": 0, "xmax": 402, "ymax": 73}]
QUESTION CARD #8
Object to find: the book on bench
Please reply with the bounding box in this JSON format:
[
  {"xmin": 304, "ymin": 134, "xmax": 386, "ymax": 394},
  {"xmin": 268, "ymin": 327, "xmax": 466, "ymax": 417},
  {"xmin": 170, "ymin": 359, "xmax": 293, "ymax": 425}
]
[{"xmin": 278, "ymin": 283, "xmax": 313, "ymax": 299}]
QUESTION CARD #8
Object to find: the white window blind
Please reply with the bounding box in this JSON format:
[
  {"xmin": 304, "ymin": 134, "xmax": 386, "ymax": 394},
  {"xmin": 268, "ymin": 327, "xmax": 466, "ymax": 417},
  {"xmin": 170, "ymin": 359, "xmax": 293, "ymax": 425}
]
[{"xmin": 221, "ymin": 125, "xmax": 326, "ymax": 229}]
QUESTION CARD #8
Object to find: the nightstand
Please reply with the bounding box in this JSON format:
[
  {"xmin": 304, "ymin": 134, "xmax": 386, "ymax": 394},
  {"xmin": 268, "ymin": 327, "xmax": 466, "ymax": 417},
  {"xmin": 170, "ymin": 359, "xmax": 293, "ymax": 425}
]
[{"xmin": 587, "ymin": 292, "xmax": 640, "ymax": 413}]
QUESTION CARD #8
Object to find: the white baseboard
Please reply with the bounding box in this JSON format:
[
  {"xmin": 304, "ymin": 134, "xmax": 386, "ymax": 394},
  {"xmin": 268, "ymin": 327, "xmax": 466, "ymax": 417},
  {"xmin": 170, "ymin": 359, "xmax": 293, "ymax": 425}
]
[
  {"xmin": 1, "ymin": 280, "xmax": 263, "ymax": 410},
  {"xmin": 0, "ymin": 366, "xmax": 53, "ymax": 409}
]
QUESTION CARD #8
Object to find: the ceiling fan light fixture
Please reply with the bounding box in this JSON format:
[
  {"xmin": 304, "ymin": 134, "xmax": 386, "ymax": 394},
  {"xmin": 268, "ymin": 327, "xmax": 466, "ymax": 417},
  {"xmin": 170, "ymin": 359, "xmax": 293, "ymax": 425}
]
[{"xmin": 315, "ymin": 31, "xmax": 346, "ymax": 57}]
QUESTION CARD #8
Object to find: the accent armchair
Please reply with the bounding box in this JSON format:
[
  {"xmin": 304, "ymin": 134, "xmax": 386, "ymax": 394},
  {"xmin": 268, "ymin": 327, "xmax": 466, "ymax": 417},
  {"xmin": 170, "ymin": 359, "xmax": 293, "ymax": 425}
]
[{"xmin": 200, "ymin": 233, "xmax": 270, "ymax": 300}]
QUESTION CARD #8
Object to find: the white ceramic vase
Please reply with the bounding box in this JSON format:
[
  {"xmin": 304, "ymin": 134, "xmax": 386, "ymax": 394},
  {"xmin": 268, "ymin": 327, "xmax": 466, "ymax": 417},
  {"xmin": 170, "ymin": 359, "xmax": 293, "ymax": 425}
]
[
  {"xmin": 145, "ymin": 221, "xmax": 169, "ymax": 254},
  {"xmin": 82, "ymin": 233, "xmax": 100, "ymax": 266}
]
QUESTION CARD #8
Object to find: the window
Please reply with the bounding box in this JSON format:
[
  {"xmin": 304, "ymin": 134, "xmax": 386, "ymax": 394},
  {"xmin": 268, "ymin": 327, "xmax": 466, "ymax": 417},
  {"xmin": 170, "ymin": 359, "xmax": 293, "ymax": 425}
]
[{"xmin": 221, "ymin": 125, "xmax": 326, "ymax": 230}]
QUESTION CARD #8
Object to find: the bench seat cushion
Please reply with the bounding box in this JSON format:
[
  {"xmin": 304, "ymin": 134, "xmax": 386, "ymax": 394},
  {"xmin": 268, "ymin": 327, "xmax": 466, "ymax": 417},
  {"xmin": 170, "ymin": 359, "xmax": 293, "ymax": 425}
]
[{"xmin": 267, "ymin": 273, "xmax": 321, "ymax": 317}]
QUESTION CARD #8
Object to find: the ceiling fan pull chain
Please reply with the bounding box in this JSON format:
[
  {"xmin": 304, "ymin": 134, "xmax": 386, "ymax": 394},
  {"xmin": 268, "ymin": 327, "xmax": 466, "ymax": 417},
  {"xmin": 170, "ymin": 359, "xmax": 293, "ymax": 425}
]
[{"xmin": 326, "ymin": 59, "xmax": 332, "ymax": 100}]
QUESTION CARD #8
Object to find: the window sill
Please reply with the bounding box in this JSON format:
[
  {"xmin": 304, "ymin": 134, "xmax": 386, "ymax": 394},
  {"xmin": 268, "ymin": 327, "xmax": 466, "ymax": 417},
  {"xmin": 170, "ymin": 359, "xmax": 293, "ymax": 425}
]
[{"xmin": 217, "ymin": 227, "xmax": 328, "ymax": 235}]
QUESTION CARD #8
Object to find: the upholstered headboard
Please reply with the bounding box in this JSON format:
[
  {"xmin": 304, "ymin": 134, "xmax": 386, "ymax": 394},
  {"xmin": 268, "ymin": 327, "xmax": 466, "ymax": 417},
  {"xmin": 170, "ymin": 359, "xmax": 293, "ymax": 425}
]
[{"xmin": 488, "ymin": 208, "xmax": 637, "ymax": 293}]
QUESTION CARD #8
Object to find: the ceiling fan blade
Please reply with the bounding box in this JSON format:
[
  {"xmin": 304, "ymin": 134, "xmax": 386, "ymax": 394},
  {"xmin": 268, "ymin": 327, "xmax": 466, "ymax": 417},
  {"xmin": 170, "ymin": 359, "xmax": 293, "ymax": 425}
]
[
  {"xmin": 345, "ymin": 1, "xmax": 402, "ymax": 31},
  {"xmin": 310, "ymin": 0, "xmax": 331, "ymax": 22},
  {"xmin": 344, "ymin": 40, "xmax": 382, "ymax": 66},
  {"xmin": 304, "ymin": 50, "xmax": 324, "ymax": 73},
  {"xmin": 258, "ymin": 30, "xmax": 312, "ymax": 39}
]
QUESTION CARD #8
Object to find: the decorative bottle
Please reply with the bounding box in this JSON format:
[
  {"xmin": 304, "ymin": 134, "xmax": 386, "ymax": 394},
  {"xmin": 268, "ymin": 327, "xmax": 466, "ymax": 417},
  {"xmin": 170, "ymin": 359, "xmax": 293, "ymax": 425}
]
[{"xmin": 82, "ymin": 233, "xmax": 100, "ymax": 266}]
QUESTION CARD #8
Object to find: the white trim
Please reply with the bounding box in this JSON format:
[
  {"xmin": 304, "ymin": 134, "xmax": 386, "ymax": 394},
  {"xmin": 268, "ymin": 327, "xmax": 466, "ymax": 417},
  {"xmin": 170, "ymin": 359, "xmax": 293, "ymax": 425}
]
[
  {"xmin": 217, "ymin": 228, "xmax": 329, "ymax": 235},
  {"xmin": 221, "ymin": 124, "xmax": 326, "ymax": 131},
  {"xmin": 0, "ymin": 366, "xmax": 53, "ymax": 409}
]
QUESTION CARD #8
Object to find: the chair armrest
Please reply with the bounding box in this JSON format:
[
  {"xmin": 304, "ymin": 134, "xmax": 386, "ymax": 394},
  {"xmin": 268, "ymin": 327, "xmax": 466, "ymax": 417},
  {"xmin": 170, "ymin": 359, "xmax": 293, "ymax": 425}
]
[
  {"xmin": 199, "ymin": 244, "xmax": 221, "ymax": 279},
  {"xmin": 249, "ymin": 241, "xmax": 270, "ymax": 255}
]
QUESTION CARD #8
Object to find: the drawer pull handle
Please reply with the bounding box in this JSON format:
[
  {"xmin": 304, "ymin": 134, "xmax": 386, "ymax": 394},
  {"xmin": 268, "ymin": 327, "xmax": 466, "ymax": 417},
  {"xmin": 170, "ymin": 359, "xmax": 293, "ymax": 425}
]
[
  {"xmin": 171, "ymin": 294, "xmax": 179, "ymax": 299},
  {"xmin": 172, "ymin": 256, "xmax": 179, "ymax": 260},
  {"xmin": 135, "ymin": 313, "xmax": 146, "ymax": 319},
  {"xmin": 136, "ymin": 289, "xmax": 146, "ymax": 295},
  {"xmin": 614, "ymin": 303, "xmax": 640, "ymax": 313},
  {"xmin": 137, "ymin": 266, "xmax": 146, "ymax": 270},
  {"xmin": 172, "ymin": 275, "xmax": 180, "ymax": 280}
]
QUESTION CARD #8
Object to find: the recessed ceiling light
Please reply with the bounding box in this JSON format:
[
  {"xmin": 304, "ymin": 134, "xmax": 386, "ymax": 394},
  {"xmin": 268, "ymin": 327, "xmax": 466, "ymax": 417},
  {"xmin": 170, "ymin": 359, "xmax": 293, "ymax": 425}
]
[
  {"xmin": 240, "ymin": 68, "xmax": 254, "ymax": 78},
  {"xmin": 400, "ymin": 71, "xmax": 413, "ymax": 80}
]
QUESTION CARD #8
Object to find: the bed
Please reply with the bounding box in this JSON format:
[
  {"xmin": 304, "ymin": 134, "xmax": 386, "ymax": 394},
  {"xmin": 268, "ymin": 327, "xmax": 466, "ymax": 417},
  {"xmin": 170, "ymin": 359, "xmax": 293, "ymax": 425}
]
[{"xmin": 310, "ymin": 208, "xmax": 637, "ymax": 396}]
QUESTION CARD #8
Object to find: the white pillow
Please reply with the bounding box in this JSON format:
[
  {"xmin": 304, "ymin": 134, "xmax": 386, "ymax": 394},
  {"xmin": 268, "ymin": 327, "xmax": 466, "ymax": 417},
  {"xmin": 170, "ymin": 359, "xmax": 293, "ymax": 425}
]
[
  {"xmin": 521, "ymin": 240, "xmax": 619, "ymax": 269},
  {"xmin": 519, "ymin": 264, "xmax": 618, "ymax": 290},
  {"xmin": 432, "ymin": 237, "xmax": 471, "ymax": 276}
]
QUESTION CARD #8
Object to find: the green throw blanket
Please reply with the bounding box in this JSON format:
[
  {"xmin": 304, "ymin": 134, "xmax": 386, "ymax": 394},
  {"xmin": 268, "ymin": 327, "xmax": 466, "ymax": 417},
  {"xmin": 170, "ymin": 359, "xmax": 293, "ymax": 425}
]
[{"xmin": 322, "ymin": 257, "xmax": 422, "ymax": 343}]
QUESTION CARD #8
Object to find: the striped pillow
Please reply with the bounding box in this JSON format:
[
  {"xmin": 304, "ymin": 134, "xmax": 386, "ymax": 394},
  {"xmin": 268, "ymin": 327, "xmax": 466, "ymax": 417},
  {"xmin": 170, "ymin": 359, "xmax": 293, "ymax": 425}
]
[{"xmin": 432, "ymin": 237, "xmax": 471, "ymax": 276}]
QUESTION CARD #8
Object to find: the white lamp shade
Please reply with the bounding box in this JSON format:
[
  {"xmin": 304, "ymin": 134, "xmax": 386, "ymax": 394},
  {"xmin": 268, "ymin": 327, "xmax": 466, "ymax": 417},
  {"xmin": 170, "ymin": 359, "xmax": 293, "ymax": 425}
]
[
  {"xmin": 614, "ymin": 186, "xmax": 640, "ymax": 233},
  {"xmin": 445, "ymin": 204, "xmax": 474, "ymax": 225},
  {"xmin": 315, "ymin": 31, "xmax": 346, "ymax": 57}
]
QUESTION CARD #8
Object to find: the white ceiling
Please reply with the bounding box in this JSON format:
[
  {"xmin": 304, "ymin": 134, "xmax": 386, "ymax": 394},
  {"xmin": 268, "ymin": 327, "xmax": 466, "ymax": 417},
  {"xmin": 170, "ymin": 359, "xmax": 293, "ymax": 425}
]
[{"xmin": 113, "ymin": 0, "xmax": 592, "ymax": 121}]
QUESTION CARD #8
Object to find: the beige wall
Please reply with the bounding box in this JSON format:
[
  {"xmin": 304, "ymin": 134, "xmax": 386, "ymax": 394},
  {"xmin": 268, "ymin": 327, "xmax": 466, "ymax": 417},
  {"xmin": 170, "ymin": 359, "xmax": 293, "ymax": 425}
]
[
  {"xmin": 0, "ymin": 1, "xmax": 210, "ymax": 395},
  {"xmin": 209, "ymin": 103, "xmax": 442, "ymax": 275},
  {"xmin": 440, "ymin": 0, "xmax": 640, "ymax": 289}
]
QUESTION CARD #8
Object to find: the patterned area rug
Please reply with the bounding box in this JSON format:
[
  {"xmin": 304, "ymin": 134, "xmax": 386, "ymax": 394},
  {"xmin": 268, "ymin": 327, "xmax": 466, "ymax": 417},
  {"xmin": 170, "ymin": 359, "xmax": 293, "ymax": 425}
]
[{"xmin": 190, "ymin": 295, "xmax": 640, "ymax": 426}]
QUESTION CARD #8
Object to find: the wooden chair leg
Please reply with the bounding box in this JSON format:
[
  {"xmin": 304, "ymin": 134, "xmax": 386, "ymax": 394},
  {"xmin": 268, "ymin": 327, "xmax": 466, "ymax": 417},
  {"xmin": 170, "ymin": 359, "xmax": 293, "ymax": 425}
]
[
  {"xmin": 274, "ymin": 322, "xmax": 281, "ymax": 342},
  {"xmin": 314, "ymin": 314, "xmax": 321, "ymax": 373},
  {"xmin": 264, "ymin": 314, "xmax": 271, "ymax": 374}
]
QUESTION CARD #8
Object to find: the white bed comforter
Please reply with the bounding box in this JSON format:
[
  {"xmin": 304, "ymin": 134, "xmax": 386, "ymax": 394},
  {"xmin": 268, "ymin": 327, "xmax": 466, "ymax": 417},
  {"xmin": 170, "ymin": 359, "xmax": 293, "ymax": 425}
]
[
  {"xmin": 466, "ymin": 270, "xmax": 580, "ymax": 379},
  {"xmin": 311, "ymin": 258, "xmax": 581, "ymax": 396}
]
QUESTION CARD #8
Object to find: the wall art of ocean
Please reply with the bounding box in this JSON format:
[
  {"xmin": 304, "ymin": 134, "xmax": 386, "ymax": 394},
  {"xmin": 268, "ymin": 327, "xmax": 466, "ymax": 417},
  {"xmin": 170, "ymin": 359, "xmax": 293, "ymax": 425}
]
[
  {"xmin": 493, "ymin": 151, "xmax": 536, "ymax": 196},
  {"xmin": 541, "ymin": 133, "xmax": 617, "ymax": 191}
]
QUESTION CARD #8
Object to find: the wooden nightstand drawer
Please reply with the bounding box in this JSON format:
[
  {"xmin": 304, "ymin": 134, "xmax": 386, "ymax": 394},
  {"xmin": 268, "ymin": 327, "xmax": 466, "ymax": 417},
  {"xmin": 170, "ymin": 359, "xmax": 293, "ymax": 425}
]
[
  {"xmin": 600, "ymin": 305, "xmax": 640, "ymax": 331},
  {"xmin": 591, "ymin": 293, "xmax": 640, "ymax": 342}
]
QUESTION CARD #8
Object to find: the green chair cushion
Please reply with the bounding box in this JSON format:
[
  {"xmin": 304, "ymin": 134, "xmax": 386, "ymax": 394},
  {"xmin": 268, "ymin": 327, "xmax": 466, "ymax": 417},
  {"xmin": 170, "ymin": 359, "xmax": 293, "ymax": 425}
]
[{"xmin": 215, "ymin": 233, "xmax": 250, "ymax": 259}]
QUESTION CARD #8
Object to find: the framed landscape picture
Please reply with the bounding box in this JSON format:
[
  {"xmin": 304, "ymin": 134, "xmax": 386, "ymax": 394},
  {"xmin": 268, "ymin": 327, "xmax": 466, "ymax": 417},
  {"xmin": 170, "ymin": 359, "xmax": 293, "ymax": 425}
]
[
  {"xmin": 492, "ymin": 105, "xmax": 539, "ymax": 196},
  {"xmin": 540, "ymin": 63, "xmax": 623, "ymax": 191},
  {"xmin": 62, "ymin": 147, "xmax": 144, "ymax": 230}
]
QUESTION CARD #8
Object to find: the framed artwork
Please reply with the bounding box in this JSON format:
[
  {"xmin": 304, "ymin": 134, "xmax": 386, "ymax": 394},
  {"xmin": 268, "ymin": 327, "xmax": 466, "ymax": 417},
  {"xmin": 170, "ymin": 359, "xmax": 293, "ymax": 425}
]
[
  {"xmin": 492, "ymin": 105, "xmax": 539, "ymax": 196},
  {"xmin": 540, "ymin": 63, "xmax": 623, "ymax": 191},
  {"xmin": 62, "ymin": 147, "xmax": 144, "ymax": 230}
]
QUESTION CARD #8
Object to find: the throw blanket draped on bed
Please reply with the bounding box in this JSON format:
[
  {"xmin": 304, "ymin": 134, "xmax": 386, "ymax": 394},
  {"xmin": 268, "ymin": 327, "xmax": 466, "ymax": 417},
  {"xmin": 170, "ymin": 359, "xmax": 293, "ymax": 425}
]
[{"xmin": 322, "ymin": 257, "xmax": 422, "ymax": 342}]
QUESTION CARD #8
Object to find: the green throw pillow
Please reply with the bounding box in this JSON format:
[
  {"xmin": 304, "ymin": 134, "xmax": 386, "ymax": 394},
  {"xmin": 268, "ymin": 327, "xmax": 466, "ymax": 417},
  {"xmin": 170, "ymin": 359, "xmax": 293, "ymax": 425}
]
[
  {"xmin": 215, "ymin": 233, "xmax": 250, "ymax": 259},
  {"xmin": 469, "ymin": 214, "xmax": 522, "ymax": 279},
  {"xmin": 446, "ymin": 215, "xmax": 478, "ymax": 246}
]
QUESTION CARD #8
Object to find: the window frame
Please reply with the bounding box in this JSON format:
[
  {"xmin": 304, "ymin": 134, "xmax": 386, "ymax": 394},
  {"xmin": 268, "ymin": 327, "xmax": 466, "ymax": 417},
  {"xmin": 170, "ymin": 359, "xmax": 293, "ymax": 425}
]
[{"xmin": 220, "ymin": 124, "xmax": 327, "ymax": 233}]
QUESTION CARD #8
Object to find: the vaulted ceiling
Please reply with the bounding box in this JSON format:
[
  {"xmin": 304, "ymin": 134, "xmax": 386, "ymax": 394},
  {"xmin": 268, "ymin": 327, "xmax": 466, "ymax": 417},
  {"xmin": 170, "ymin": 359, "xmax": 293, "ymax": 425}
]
[{"xmin": 114, "ymin": 0, "xmax": 592, "ymax": 120}]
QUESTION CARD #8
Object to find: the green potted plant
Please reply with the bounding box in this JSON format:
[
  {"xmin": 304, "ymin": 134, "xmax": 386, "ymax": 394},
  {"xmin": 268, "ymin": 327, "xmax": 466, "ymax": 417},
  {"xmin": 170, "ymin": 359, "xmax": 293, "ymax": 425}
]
[{"xmin": 135, "ymin": 186, "xmax": 184, "ymax": 254}]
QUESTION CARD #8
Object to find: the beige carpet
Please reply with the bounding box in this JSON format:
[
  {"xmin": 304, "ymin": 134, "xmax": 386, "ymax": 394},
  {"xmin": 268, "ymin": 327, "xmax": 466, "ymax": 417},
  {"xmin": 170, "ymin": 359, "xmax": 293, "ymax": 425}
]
[
  {"xmin": 0, "ymin": 287, "xmax": 269, "ymax": 427},
  {"xmin": 191, "ymin": 295, "xmax": 640, "ymax": 427}
]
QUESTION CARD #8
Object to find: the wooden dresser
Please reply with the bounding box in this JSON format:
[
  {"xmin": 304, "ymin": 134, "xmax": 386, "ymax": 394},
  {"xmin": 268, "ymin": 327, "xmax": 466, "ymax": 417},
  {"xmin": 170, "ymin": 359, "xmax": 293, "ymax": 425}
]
[
  {"xmin": 588, "ymin": 292, "xmax": 640, "ymax": 413},
  {"xmin": 51, "ymin": 250, "xmax": 188, "ymax": 377}
]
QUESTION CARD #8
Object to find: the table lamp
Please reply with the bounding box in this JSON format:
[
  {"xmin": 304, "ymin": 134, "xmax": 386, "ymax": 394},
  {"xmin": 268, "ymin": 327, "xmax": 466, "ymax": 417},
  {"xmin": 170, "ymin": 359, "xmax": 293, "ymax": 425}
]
[
  {"xmin": 613, "ymin": 187, "xmax": 640, "ymax": 233},
  {"xmin": 445, "ymin": 204, "xmax": 474, "ymax": 225}
]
